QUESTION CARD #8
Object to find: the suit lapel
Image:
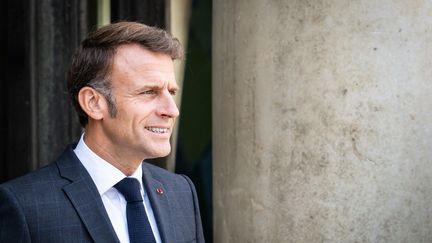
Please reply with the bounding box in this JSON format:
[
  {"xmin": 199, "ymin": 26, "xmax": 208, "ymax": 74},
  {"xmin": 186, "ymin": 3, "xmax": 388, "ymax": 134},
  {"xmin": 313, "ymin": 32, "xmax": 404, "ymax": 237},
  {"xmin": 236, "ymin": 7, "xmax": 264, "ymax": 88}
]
[
  {"xmin": 56, "ymin": 145, "xmax": 120, "ymax": 243},
  {"xmin": 142, "ymin": 164, "xmax": 175, "ymax": 243}
]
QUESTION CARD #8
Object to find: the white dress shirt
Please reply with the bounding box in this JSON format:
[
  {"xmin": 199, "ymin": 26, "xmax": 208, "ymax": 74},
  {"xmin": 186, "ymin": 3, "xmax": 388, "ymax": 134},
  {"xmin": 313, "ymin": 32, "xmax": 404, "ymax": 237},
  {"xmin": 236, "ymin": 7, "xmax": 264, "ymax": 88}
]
[{"xmin": 73, "ymin": 134, "xmax": 161, "ymax": 243}]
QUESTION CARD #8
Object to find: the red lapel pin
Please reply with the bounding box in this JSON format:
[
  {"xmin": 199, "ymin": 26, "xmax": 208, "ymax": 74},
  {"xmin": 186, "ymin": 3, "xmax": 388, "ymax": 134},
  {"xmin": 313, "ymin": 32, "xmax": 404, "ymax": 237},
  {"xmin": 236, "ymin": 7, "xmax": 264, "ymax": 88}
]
[{"xmin": 156, "ymin": 188, "xmax": 164, "ymax": 195}]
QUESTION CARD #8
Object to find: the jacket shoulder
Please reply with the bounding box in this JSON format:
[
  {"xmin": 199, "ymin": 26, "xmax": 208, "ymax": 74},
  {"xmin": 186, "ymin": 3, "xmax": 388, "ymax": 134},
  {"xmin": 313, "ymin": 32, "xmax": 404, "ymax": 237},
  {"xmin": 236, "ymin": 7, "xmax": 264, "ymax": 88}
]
[
  {"xmin": 0, "ymin": 163, "xmax": 62, "ymax": 191},
  {"xmin": 142, "ymin": 162, "xmax": 193, "ymax": 188},
  {"xmin": 0, "ymin": 144, "xmax": 79, "ymax": 191}
]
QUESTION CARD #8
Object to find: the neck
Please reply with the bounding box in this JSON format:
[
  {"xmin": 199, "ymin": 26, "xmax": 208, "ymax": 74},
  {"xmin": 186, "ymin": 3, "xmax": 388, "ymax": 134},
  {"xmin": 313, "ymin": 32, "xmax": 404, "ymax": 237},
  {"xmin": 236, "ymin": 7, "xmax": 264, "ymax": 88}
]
[{"xmin": 83, "ymin": 129, "xmax": 143, "ymax": 176}]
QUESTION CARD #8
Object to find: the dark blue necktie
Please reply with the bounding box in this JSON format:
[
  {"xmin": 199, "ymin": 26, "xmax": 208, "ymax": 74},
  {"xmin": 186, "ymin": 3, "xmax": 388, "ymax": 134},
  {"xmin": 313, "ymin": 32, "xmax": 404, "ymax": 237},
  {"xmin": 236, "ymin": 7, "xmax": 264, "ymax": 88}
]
[{"xmin": 114, "ymin": 177, "xmax": 156, "ymax": 243}]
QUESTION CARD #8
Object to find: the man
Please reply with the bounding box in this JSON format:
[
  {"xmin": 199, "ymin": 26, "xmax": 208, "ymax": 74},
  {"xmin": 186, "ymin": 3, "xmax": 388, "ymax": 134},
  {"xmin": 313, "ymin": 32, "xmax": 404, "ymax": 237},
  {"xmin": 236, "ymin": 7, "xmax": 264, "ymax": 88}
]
[{"xmin": 0, "ymin": 22, "xmax": 204, "ymax": 243}]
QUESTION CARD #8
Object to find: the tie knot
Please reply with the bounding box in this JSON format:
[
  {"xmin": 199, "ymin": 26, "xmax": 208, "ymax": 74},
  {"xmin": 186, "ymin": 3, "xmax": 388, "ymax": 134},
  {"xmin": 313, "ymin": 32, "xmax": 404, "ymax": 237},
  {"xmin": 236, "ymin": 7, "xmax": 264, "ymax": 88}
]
[{"xmin": 114, "ymin": 177, "xmax": 143, "ymax": 203}]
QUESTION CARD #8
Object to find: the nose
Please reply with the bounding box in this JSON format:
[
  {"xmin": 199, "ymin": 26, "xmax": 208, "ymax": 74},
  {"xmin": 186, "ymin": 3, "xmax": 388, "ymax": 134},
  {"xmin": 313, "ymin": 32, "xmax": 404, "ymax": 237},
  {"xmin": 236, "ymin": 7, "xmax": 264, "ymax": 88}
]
[{"xmin": 157, "ymin": 91, "xmax": 180, "ymax": 118}]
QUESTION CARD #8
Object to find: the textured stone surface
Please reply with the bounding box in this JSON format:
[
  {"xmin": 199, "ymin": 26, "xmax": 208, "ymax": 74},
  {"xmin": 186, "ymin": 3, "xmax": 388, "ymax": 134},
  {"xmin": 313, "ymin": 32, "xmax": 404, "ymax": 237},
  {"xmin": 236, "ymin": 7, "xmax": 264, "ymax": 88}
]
[{"xmin": 213, "ymin": 0, "xmax": 432, "ymax": 242}]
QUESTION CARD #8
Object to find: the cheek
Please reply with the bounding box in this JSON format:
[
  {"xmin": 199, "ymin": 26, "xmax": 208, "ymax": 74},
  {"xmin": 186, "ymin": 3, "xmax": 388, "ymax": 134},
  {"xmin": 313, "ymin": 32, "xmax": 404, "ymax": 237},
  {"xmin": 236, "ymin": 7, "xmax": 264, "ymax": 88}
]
[
  {"xmin": 130, "ymin": 108, "xmax": 155, "ymax": 127},
  {"xmin": 133, "ymin": 101, "xmax": 156, "ymax": 116},
  {"xmin": 118, "ymin": 100, "xmax": 156, "ymax": 125}
]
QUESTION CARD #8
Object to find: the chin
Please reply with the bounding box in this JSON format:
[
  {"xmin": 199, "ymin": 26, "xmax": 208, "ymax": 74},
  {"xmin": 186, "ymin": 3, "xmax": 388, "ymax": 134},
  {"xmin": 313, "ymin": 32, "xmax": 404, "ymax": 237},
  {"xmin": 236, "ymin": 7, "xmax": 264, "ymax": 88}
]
[{"xmin": 146, "ymin": 145, "xmax": 171, "ymax": 159}]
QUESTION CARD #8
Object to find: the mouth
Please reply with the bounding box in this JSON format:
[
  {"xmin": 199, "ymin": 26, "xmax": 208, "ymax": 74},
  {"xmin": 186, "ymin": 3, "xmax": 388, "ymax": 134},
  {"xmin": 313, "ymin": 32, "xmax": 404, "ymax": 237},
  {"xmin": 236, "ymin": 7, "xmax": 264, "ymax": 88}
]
[{"xmin": 145, "ymin": 127, "xmax": 170, "ymax": 134}]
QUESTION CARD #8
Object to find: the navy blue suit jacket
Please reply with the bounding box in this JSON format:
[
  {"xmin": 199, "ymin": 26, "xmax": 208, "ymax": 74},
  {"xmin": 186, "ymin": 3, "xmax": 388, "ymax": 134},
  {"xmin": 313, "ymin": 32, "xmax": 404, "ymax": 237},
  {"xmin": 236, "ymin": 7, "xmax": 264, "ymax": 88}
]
[{"xmin": 0, "ymin": 145, "xmax": 204, "ymax": 243}]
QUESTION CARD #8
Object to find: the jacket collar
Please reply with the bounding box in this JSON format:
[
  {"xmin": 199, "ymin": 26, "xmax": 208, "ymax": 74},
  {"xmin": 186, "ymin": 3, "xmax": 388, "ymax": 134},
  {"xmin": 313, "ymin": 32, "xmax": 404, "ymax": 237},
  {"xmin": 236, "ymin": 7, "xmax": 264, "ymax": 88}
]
[
  {"xmin": 142, "ymin": 163, "xmax": 175, "ymax": 243},
  {"xmin": 56, "ymin": 144, "xmax": 120, "ymax": 243}
]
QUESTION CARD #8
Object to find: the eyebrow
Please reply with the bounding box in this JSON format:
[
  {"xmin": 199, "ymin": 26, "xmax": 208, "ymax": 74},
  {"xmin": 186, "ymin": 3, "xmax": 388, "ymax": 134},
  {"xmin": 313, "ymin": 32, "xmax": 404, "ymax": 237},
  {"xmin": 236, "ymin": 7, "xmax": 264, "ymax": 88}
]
[
  {"xmin": 170, "ymin": 86, "xmax": 180, "ymax": 92},
  {"xmin": 134, "ymin": 84, "xmax": 180, "ymax": 93}
]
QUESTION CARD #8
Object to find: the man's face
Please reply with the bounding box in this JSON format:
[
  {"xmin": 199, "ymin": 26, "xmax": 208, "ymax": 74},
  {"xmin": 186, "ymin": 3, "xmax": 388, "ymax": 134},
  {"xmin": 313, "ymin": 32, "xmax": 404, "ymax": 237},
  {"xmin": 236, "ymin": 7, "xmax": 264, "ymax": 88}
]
[{"xmin": 100, "ymin": 44, "xmax": 179, "ymax": 160}]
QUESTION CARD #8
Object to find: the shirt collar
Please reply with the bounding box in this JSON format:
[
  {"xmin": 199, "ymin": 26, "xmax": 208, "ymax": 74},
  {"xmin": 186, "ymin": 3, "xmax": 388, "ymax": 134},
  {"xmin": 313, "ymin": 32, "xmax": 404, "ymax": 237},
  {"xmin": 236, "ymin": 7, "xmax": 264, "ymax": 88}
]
[{"xmin": 73, "ymin": 133, "xmax": 144, "ymax": 196}]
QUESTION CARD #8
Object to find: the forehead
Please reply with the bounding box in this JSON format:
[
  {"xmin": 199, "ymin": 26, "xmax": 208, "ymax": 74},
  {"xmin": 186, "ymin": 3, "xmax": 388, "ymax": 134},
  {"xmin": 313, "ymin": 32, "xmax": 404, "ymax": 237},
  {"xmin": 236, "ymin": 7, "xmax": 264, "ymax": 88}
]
[{"xmin": 110, "ymin": 44, "xmax": 176, "ymax": 88}]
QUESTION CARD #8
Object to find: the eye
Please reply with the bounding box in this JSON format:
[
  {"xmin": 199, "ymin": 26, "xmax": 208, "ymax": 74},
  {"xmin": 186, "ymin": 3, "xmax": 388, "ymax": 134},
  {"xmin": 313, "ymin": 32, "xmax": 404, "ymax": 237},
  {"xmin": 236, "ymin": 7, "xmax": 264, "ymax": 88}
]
[
  {"xmin": 141, "ymin": 90, "xmax": 158, "ymax": 95},
  {"xmin": 169, "ymin": 90, "xmax": 177, "ymax": 96}
]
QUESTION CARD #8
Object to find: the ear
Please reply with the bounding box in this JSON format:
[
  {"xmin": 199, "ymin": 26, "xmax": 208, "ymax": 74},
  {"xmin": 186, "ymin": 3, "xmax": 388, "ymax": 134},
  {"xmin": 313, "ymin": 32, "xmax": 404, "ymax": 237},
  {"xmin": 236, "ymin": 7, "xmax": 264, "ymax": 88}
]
[{"xmin": 77, "ymin": 87, "xmax": 108, "ymax": 121}]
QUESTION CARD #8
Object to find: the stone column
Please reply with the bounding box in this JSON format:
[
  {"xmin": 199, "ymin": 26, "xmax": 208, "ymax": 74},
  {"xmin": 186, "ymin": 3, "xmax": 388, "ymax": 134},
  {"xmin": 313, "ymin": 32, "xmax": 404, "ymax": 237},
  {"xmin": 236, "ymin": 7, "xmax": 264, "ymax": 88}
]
[{"xmin": 213, "ymin": 0, "xmax": 432, "ymax": 242}]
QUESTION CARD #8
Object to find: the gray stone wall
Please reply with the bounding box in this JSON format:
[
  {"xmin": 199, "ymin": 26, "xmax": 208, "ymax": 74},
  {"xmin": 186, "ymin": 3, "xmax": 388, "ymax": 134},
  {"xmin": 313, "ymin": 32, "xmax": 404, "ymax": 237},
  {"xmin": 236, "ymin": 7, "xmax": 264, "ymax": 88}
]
[{"xmin": 213, "ymin": 0, "xmax": 432, "ymax": 242}]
